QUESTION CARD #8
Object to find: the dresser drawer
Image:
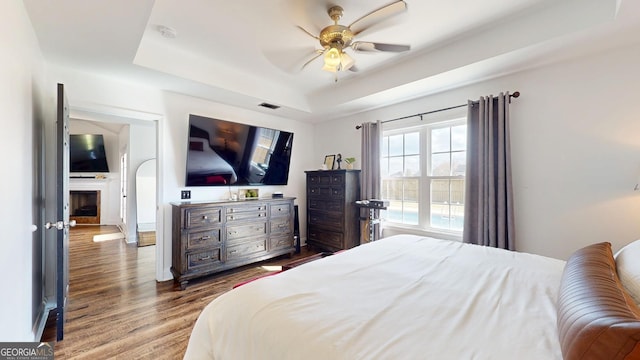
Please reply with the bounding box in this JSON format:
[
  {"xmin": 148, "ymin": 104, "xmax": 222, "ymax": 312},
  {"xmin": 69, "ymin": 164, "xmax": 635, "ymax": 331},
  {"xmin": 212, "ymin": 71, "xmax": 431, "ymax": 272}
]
[
  {"xmin": 308, "ymin": 227, "xmax": 343, "ymax": 249},
  {"xmin": 329, "ymin": 173, "xmax": 344, "ymax": 185},
  {"xmin": 226, "ymin": 221, "xmax": 268, "ymax": 242},
  {"xmin": 186, "ymin": 228, "xmax": 222, "ymax": 250},
  {"xmin": 270, "ymin": 202, "xmax": 292, "ymax": 217},
  {"xmin": 308, "ymin": 210, "xmax": 343, "ymax": 228},
  {"xmin": 270, "ymin": 235, "xmax": 293, "ymax": 251},
  {"xmin": 226, "ymin": 203, "xmax": 267, "ymax": 214},
  {"xmin": 309, "ymin": 199, "xmax": 343, "ymax": 212},
  {"xmin": 270, "ymin": 218, "xmax": 292, "ymax": 235},
  {"xmin": 226, "ymin": 210, "xmax": 267, "ymax": 222},
  {"xmin": 185, "ymin": 207, "xmax": 222, "ymax": 228},
  {"xmin": 187, "ymin": 249, "xmax": 223, "ymax": 271},
  {"xmin": 227, "ymin": 238, "xmax": 267, "ymax": 261}
]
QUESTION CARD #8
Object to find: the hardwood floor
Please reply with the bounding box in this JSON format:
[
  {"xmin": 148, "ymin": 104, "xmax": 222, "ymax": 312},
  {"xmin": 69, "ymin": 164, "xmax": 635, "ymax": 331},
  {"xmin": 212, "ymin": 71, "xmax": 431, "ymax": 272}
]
[{"xmin": 42, "ymin": 225, "xmax": 314, "ymax": 359}]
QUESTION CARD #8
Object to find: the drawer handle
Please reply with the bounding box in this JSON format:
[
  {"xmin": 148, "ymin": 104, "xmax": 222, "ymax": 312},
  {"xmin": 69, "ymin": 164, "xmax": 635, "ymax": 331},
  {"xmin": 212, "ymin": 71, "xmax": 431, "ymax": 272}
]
[
  {"xmin": 201, "ymin": 235, "xmax": 211, "ymax": 240},
  {"xmin": 277, "ymin": 224, "xmax": 287, "ymax": 228},
  {"xmin": 311, "ymin": 217, "xmax": 318, "ymax": 221},
  {"xmin": 229, "ymin": 216, "xmax": 234, "ymax": 220},
  {"xmin": 228, "ymin": 209, "xmax": 234, "ymax": 213},
  {"xmin": 310, "ymin": 233, "xmax": 316, "ymax": 237},
  {"xmin": 199, "ymin": 256, "xmax": 211, "ymax": 260},
  {"xmin": 229, "ymin": 231, "xmax": 238, "ymax": 235},
  {"xmin": 230, "ymin": 250, "xmax": 238, "ymax": 254}
]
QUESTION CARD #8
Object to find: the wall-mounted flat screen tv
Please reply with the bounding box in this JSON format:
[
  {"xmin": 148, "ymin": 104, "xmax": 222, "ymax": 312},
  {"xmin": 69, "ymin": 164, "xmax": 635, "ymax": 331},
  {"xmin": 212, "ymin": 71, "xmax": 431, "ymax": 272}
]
[
  {"xmin": 69, "ymin": 134, "xmax": 110, "ymax": 172},
  {"xmin": 185, "ymin": 114, "xmax": 294, "ymax": 186}
]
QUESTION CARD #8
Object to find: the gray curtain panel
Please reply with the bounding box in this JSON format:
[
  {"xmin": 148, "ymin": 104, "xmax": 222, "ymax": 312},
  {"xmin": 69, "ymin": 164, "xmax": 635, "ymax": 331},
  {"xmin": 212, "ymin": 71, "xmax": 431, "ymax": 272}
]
[
  {"xmin": 360, "ymin": 120, "xmax": 382, "ymax": 241},
  {"xmin": 463, "ymin": 93, "xmax": 515, "ymax": 250}
]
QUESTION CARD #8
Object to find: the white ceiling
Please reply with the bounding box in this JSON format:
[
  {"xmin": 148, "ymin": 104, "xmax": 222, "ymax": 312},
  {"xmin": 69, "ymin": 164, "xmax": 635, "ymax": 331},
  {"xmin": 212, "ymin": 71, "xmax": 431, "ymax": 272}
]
[{"xmin": 23, "ymin": 0, "xmax": 640, "ymax": 123}]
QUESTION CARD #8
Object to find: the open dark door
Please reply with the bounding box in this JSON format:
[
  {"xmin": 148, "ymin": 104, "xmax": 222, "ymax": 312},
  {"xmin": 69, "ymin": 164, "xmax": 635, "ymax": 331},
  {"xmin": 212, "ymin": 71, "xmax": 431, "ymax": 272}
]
[{"xmin": 47, "ymin": 83, "xmax": 74, "ymax": 341}]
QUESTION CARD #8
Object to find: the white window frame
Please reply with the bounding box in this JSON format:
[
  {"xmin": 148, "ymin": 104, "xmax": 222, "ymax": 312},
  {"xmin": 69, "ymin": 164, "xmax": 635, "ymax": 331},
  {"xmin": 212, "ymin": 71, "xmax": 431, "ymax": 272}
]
[{"xmin": 381, "ymin": 118, "xmax": 466, "ymax": 239}]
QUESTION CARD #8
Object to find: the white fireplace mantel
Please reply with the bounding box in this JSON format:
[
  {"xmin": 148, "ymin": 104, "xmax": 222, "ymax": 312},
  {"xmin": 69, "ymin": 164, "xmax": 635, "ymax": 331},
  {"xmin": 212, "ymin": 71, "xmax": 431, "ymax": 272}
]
[{"xmin": 69, "ymin": 175, "xmax": 118, "ymax": 225}]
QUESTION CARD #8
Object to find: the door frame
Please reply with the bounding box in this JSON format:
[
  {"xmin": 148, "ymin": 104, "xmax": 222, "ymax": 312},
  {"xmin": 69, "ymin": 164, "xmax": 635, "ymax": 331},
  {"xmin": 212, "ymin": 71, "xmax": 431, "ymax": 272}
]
[{"xmin": 65, "ymin": 105, "xmax": 164, "ymax": 281}]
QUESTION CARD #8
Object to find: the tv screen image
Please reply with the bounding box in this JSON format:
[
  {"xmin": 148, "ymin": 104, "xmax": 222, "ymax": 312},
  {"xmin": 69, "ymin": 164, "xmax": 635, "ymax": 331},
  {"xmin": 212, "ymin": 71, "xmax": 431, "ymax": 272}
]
[
  {"xmin": 185, "ymin": 114, "xmax": 294, "ymax": 187},
  {"xmin": 69, "ymin": 134, "xmax": 110, "ymax": 173}
]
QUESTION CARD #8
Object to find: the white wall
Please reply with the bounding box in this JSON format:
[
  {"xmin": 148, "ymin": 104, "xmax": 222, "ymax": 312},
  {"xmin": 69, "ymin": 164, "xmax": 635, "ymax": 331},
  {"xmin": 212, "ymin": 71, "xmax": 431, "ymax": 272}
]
[
  {"xmin": 128, "ymin": 121, "xmax": 157, "ymax": 242},
  {"xmin": 314, "ymin": 43, "xmax": 640, "ymax": 260},
  {"xmin": 0, "ymin": 1, "xmax": 46, "ymax": 341}
]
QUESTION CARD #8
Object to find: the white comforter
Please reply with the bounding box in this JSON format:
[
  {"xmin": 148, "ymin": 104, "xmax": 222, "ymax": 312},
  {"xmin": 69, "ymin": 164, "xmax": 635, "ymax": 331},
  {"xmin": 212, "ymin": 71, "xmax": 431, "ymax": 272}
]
[{"xmin": 185, "ymin": 235, "xmax": 566, "ymax": 360}]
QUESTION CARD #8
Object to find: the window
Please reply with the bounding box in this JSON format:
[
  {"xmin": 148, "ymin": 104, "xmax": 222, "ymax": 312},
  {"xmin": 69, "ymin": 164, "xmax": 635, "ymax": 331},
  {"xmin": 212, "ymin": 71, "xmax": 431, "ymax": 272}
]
[{"xmin": 381, "ymin": 120, "xmax": 466, "ymax": 232}]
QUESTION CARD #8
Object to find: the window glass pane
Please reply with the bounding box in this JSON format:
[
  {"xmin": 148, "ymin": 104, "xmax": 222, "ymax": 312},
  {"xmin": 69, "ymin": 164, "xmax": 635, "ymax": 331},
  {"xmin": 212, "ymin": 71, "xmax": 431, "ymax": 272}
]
[
  {"xmin": 450, "ymin": 179, "xmax": 465, "ymax": 206},
  {"xmin": 381, "ymin": 158, "xmax": 389, "ymax": 177},
  {"xmin": 388, "ymin": 157, "xmax": 403, "ymax": 177},
  {"xmin": 451, "ymin": 151, "xmax": 466, "ymax": 176},
  {"xmin": 404, "ymin": 132, "xmax": 419, "ymax": 155},
  {"xmin": 431, "ymin": 127, "xmax": 450, "ymax": 152},
  {"xmin": 403, "ymin": 201, "xmax": 419, "ymax": 225},
  {"xmin": 389, "ymin": 135, "xmax": 403, "ymax": 156},
  {"xmin": 451, "ymin": 125, "xmax": 466, "ymax": 151},
  {"xmin": 404, "ymin": 155, "xmax": 420, "ymax": 176},
  {"xmin": 431, "ymin": 153, "xmax": 450, "ymax": 176},
  {"xmin": 404, "ymin": 178, "xmax": 419, "ymax": 202},
  {"xmin": 431, "ymin": 179, "xmax": 450, "ymax": 229},
  {"xmin": 450, "ymin": 204, "xmax": 464, "ymax": 230},
  {"xmin": 382, "ymin": 179, "xmax": 419, "ymax": 225},
  {"xmin": 382, "ymin": 136, "xmax": 389, "ymax": 156}
]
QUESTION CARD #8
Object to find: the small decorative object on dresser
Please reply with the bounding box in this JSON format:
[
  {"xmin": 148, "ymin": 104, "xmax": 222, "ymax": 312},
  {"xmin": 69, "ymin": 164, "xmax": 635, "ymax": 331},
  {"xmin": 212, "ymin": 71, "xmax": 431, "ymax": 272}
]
[
  {"xmin": 305, "ymin": 169, "xmax": 361, "ymax": 252},
  {"xmin": 171, "ymin": 197, "xmax": 296, "ymax": 290},
  {"xmin": 239, "ymin": 188, "xmax": 259, "ymax": 199},
  {"xmin": 323, "ymin": 155, "xmax": 336, "ymax": 170}
]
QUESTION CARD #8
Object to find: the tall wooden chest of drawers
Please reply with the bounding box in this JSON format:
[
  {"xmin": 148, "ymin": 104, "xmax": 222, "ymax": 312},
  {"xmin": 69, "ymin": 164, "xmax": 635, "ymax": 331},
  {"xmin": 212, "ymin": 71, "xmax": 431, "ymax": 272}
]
[
  {"xmin": 171, "ymin": 197, "xmax": 295, "ymax": 289},
  {"xmin": 305, "ymin": 170, "xmax": 360, "ymax": 252}
]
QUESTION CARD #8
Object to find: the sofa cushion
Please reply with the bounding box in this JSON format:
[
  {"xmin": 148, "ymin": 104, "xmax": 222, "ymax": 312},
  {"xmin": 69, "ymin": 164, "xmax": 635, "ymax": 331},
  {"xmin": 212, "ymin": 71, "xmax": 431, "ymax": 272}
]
[{"xmin": 557, "ymin": 242, "xmax": 640, "ymax": 360}]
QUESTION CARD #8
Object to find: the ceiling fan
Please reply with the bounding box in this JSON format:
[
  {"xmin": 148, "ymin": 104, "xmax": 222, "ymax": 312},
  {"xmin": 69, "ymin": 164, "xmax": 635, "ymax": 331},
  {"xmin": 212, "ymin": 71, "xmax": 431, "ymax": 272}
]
[{"xmin": 298, "ymin": 1, "xmax": 410, "ymax": 76}]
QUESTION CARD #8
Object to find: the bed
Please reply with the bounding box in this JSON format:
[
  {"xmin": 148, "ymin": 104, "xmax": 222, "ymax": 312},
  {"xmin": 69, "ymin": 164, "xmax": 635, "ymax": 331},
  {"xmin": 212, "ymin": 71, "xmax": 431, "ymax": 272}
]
[
  {"xmin": 186, "ymin": 137, "xmax": 238, "ymax": 185},
  {"xmin": 184, "ymin": 234, "xmax": 640, "ymax": 360}
]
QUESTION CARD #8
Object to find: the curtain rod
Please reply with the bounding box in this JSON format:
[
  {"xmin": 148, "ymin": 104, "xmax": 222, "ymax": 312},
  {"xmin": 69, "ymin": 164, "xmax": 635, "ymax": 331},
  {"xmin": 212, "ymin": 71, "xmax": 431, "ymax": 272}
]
[{"xmin": 355, "ymin": 91, "xmax": 520, "ymax": 129}]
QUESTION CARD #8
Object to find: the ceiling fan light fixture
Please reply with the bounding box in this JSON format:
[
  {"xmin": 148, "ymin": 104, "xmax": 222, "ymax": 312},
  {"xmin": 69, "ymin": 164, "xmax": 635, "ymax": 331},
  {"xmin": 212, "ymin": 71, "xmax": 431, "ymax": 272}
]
[
  {"xmin": 323, "ymin": 47, "xmax": 341, "ymax": 68},
  {"xmin": 322, "ymin": 63, "xmax": 338, "ymax": 73},
  {"xmin": 340, "ymin": 52, "xmax": 354, "ymax": 71}
]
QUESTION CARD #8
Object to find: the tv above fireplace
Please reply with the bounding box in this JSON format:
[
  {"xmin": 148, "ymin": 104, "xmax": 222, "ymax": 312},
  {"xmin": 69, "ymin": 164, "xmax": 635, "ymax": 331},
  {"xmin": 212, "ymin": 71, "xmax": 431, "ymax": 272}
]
[
  {"xmin": 69, "ymin": 134, "xmax": 110, "ymax": 173},
  {"xmin": 185, "ymin": 114, "xmax": 294, "ymax": 187}
]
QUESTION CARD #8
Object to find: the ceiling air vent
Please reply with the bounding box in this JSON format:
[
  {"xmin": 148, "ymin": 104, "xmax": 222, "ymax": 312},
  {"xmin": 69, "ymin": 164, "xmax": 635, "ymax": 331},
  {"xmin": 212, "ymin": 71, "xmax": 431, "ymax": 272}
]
[{"xmin": 258, "ymin": 102, "xmax": 280, "ymax": 110}]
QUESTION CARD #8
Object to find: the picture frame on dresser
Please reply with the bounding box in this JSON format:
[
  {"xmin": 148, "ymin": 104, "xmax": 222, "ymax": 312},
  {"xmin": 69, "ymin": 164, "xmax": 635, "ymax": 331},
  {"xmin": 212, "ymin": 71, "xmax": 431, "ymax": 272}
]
[{"xmin": 324, "ymin": 155, "xmax": 336, "ymax": 170}]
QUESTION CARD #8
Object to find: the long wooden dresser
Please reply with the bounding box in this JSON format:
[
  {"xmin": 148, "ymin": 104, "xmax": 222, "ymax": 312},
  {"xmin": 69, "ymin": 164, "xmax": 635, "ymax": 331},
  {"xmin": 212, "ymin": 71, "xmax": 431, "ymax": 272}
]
[
  {"xmin": 171, "ymin": 197, "xmax": 295, "ymax": 289},
  {"xmin": 305, "ymin": 169, "xmax": 360, "ymax": 252}
]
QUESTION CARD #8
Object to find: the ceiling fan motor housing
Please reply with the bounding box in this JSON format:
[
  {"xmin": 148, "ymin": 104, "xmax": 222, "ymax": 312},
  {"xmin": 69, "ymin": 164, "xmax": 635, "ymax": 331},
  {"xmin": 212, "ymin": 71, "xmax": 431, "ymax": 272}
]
[{"xmin": 319, "ymin": 25, "xmax": 353, "ymax": 48}]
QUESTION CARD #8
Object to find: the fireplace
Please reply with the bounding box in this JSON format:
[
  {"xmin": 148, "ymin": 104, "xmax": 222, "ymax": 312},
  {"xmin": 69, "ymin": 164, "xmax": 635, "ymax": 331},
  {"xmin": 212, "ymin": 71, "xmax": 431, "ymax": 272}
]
[{"xmin": 70, "ymin": 190, "xmax": 101, "ymax": 224}]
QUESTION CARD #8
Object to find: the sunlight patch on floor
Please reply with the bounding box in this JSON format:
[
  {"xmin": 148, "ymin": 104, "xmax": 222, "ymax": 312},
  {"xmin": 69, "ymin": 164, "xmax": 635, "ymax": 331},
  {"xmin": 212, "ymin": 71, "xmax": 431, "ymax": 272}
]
[
  {"xmin": 260, "ymin": 265, "xmax": 282, "ymax": 272},
  {"xmin": 93, "ymin": 232, "xmax": 125, "ymax": 242}
]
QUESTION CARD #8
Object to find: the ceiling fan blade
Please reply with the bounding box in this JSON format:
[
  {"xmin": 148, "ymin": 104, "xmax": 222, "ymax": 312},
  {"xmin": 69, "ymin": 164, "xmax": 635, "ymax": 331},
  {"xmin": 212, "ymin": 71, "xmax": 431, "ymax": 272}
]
[
  {"xmin": 348, "ymin": 1, "xmax": 407, "ymax": 36},
  {"xmin": 301, "ymin": 50, "xmax": 324, "ymax": 71},
  {"xmin": 351, "ymin": 42, "xmax": 410, "ymax": 53},
  {"xmin": 297, "ymin": 25, "xmax": 319, "ymax": 40}
]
